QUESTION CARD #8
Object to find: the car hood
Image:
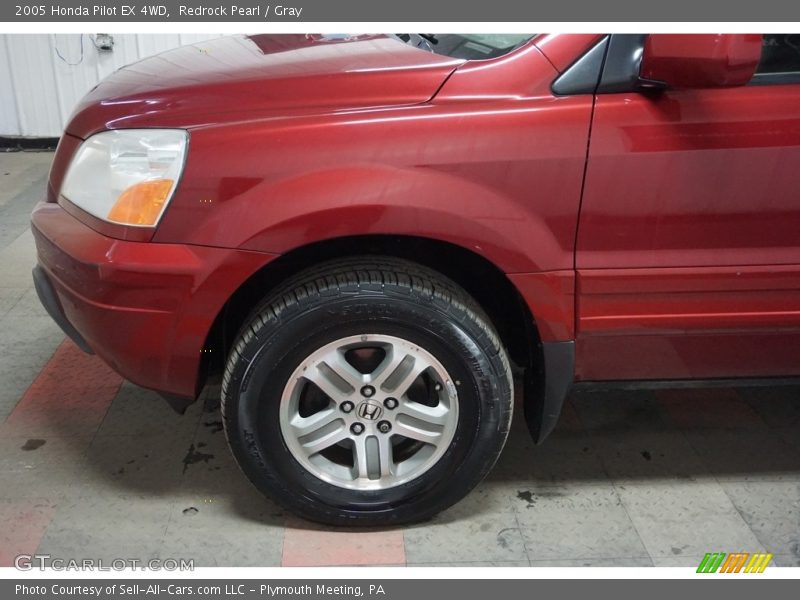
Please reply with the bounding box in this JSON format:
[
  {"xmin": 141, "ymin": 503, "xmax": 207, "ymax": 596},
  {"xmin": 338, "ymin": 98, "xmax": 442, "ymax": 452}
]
[{"xmin": 66, "ymin": 35, "xmax": 464, "ymax": 139}]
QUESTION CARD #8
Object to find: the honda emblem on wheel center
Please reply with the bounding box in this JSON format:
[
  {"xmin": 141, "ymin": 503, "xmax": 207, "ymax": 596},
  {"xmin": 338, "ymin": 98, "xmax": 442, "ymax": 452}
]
[{"xmin": 357, "ymin": 400, "xmax": 383, "ymax": 421}]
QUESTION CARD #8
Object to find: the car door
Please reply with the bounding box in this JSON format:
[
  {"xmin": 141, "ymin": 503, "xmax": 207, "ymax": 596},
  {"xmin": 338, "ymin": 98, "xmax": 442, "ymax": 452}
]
[{"xmin": 575, "ymin": 34, "xmax": 800, "ymax": 381}]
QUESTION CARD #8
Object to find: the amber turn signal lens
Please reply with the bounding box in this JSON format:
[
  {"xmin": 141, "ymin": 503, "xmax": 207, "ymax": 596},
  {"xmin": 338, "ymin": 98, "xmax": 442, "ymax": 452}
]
[{"xmin": 107, "ymin": 179, "xmax": 175, "ymax": 226}]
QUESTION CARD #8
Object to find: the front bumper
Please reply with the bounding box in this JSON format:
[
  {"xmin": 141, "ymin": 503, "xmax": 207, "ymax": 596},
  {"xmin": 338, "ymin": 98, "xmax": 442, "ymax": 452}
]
[
  {"xmin": 32, "ymin": 264, "xmax": 93, "ymax": 354},
  {"xmin": 31, "ymin": 201, "xmax": 277, "ymax": 399}
]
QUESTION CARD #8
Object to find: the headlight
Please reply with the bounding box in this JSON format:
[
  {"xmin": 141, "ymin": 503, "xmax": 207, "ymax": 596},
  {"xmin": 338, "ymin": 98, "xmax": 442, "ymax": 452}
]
[{"xmin": 61, "ymin": 129, "xmax": 188, "ymax": 227}]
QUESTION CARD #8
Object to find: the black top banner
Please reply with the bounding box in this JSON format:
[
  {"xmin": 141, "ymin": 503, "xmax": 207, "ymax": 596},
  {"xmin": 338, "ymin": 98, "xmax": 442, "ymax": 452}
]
[{"xmin": 3, "ymin": 0, "xmax": 800, "ymax": 22}]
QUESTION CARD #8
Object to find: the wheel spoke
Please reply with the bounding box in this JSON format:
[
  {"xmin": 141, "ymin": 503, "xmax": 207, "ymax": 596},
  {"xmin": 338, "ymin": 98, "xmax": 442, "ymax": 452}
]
[
  {"xmin": 291, "ymin": 407, "xmax": 338, "ymax": 436},
  {"xmin": 330, "ymin": 349, "xmax": 366, "ymax": 387},
  {"xmin": 353, "ymin": 435, "xmax": 372, "ymax": 479},
  {"xmin": 393, "ymin": 399, "xmax": 448, "ymax": 445},
  {"xmin": 397, "ymin": 399, "xmax": 450, "ymax": 427},
  {"xmin": 352, "ymin": 434, "xmax": 394, "ymax": 480},
  {"xmin": 290, "ymin": 409, "xmax": 348, "ymax": 455},
  {"xmin": 304, "ymin": 349, "xmax": 362, "ymax": 400},
  {"xmin": 371, "ymin": 348, "xmax": 408, "ymax": 389},
  {"xmin": 393, "ymin": 421, "xmax": 444, "ymax": 444},
  {"xmin": 374, "ymin": 351, "xmax": 430, "ymax": 397},
  {"xmin": 377, "ymin": 434, "xmax": 394, "ymax": 477}
]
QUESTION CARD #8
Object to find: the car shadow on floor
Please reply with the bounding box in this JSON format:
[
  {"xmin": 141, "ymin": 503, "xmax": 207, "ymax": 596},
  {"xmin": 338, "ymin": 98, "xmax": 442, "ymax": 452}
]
[
  {"xmin": 38, "ymin": 375, "xmax": 800, "ymax": 533},
  {"xmin": 492, "ymin": 383, "xmax": 800, "ymax": 485}
]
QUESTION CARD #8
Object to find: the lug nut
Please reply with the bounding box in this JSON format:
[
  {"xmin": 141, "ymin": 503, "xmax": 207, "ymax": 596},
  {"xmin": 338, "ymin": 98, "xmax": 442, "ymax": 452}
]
[
  {"xmin": 360, "ymin": 385, "xmax": 376, "ymax": 398},
  {"xmin": 340, "ymin": 401, "xmax": 354, "ymax": 413},
  {"xmin": 384, "ymin": 397, "xmax": 398, "ymax": 410},
  {"xmin": 350, "ymin": 423, "xmax": 365, "ymax": 435},
  {"xmin": 377, "ymin": 420, "xmax": 392, "ymax": 434}
]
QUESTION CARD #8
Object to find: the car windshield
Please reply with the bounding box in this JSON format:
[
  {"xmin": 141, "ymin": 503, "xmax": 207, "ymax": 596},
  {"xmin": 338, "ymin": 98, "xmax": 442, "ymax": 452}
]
[{"xmin": 397, "ymin": 34, "xmax": 535, "ymax": 60}]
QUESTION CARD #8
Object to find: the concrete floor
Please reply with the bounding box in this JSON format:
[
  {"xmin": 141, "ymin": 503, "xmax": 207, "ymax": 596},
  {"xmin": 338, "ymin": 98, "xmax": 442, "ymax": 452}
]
[{"xmin": 0, "ymin": 150, "xmax": 798, "ymax": 568}]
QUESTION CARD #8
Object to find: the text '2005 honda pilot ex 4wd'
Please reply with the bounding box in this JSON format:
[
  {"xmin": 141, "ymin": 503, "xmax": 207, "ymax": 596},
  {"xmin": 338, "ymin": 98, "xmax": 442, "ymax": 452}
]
[{"xmin": 31, "ymin": 33, "xmax": 800, "ymax": 525}]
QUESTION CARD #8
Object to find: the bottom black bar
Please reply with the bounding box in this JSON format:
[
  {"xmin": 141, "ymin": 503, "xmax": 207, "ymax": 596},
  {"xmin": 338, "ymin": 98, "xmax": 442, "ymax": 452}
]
[{"xmin": 3, "ymin": 578, "xmax": 793, "ymax": 600}]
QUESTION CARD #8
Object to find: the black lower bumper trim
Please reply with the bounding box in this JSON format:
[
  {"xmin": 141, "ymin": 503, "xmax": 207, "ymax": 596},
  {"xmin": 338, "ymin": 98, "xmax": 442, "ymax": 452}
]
[{"xmin": 32, "ymin": 265, "xmax": 94, "ymax": 355}]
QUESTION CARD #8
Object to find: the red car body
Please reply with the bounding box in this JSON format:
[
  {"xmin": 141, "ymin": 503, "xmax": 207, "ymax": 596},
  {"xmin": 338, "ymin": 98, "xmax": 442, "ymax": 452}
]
[{"xmin": 31, "ymin": 33, "xmax": 800, "ymax": 438}]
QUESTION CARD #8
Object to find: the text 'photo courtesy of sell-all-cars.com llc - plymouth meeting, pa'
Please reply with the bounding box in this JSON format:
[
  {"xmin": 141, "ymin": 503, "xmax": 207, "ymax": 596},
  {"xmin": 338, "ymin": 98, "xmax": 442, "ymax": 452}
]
[{"xmin": 30, "ymin": 32, "xmax": 800, "ymax": 526}]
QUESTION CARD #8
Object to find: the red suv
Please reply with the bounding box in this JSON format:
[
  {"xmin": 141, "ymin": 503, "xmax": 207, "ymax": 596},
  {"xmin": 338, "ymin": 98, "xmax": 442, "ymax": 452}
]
[{"xmin": 31, "ymin": 33, "xmax": 800, "ymax": 525}]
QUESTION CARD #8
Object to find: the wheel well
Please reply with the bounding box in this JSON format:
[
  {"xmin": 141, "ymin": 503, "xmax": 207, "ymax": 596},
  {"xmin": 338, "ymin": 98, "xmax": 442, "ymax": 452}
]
[{"xmin": 198, "ymin": 235, "xmax": 542, "ymax": 393}]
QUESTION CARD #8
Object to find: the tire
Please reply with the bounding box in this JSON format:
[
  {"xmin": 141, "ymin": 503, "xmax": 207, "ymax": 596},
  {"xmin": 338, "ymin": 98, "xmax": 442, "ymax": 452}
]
[{"xmin": 221, "ymin": 257, "xmax": 513, "ymax": 526}]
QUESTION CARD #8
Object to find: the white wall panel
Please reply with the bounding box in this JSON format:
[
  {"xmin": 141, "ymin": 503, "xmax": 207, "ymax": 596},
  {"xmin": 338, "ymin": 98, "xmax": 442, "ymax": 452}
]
[
  {"xmin": 0, "ymin": 36, "xmax": 21, "ymax": 136},
  {"xmin": 135, "ymin": 34, "xmax": 183, "ymax": 58},
  {"xmin": 5, "ymin": 35, "xmax": 63, "ymax": 137},
  {"xmin": 0, "ymin": 33, "xmax": 222, "ymax": 137}
]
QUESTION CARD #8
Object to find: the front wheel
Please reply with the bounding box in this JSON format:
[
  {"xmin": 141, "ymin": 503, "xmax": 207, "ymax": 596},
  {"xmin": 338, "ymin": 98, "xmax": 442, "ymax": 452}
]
[{"xmin": 221, "ymin": 257, "xmax": 513, "ymax": 526}]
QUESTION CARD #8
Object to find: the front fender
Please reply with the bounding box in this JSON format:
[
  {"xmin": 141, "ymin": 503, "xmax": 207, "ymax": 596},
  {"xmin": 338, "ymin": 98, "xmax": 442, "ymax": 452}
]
[
  {"xmin": 155, "ymin": 95, "xmax": 592, "ymax": 275},
  {"xmin": 225, "ymin": 164, "xmax": 562, "ymax": 273},
  {"xmin": 157, "ymin": 161, "xmax": 571, "ymax": 274}
]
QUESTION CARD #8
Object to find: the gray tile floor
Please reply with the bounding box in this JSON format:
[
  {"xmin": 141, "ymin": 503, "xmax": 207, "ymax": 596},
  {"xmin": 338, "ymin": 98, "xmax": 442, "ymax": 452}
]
[{"xmin": 0, "ymin": 150, "xmax": 798, "ymax": 568}]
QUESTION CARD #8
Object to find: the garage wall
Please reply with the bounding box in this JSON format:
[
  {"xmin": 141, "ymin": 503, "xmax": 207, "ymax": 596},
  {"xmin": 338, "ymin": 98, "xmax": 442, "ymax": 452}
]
[{"xmin": 0, "ymin": 34, "xmax": 223, "ymax": 138}]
